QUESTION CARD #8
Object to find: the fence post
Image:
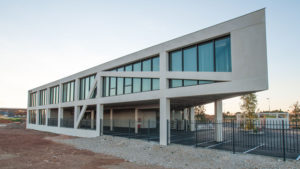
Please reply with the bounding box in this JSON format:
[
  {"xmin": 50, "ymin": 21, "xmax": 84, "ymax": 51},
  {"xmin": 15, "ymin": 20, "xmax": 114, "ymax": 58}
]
[
  {"xmin": 282, "ymin": 120, "xmax": 286, "ymax": 161},
  {"xmin": 232, "ymin": 120, "xmax": 235, "ymax": 154},
  {"xmin": 195, "ymin": 120, "xmax": 198, "ymax": 147},
  {"xmin": 128, "ymin": 120, "xmax": 131, "ymax": 139}
]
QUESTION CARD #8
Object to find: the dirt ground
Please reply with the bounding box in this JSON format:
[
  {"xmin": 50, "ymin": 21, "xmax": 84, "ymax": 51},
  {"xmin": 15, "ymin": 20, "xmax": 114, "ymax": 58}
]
[{"xmin": 0, "ymin": 123, "xmax": 166, "ymax": 169}]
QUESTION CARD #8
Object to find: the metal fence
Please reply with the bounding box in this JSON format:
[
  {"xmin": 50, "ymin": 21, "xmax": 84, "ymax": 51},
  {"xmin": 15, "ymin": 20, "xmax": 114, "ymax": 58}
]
[
  {"xmin": 169, "ymin": 120, "xmax": 300, "ymax": 160},
  {"xmin": 48, "ymin": 118, "xmax": 58, "ymax": 126},
  {"xmin": 102, "ymin": 120, "xmax": 160, "ymax": 142},
  {"xmin": 79, "ymin": 119, "xmax": 96, "ymax": 130},
  {"xmin": 60, "ymin": 118, "xmax": 74, "ymax": 128}
]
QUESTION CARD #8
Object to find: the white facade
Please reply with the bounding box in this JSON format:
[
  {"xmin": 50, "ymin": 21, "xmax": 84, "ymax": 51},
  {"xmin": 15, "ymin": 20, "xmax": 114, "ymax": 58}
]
[{"xmin": 27, "ymin": 9, "xmax": 268, "ymax": 146}]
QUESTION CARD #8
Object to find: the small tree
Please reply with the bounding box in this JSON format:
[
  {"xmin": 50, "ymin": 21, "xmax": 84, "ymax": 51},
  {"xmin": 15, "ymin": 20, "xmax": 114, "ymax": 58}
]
[
  {"xmin": 240, "ymin": 93, "xmax": 258, "ymax": 130},
  {"xmin": 290, "ymin": 101, "xmax": 300, "ymax": 121},
  {"xmin": 194, "ymin": 105, "xmax": 207, "ymax": 122}
]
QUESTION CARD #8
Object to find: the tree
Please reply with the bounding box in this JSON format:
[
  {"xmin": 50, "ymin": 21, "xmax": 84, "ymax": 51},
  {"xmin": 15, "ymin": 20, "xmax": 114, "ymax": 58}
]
[
  {"xmin": 290, "ymin": 101, "xmax": 300, "ymax": 121},
  {"xmin": 240, "ymin": 93, "xmax": 258, "ymax": 130},
  {"xmin": 194, "ymin": 105, "xmax": 207, "ymax": 122}
]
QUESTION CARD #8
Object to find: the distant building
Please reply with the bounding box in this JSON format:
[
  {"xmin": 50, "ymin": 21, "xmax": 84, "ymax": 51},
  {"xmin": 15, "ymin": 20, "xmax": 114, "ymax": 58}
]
[{"xmin": 0, "ymin": 108, "xmax": 27, "ymax": 118}]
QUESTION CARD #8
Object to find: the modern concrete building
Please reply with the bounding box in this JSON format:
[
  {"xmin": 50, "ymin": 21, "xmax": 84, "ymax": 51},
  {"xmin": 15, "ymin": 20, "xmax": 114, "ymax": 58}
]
[{"xmin": 27, "ymin": 9, "xmax": 268, "ymax": 145}]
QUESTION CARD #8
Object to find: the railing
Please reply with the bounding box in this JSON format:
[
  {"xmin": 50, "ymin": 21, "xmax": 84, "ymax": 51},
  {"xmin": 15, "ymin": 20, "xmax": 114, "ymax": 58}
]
[
  {"xmin": 60, "ymin": 118, "xmax": 74, "ymax": 128},
  {"xmin": 79, "ymin": 119, "xmax": 96, "ymax": 130},
  {"xmin": 48, "ymin": 118, "xmax": 58, "ymax": 126}
]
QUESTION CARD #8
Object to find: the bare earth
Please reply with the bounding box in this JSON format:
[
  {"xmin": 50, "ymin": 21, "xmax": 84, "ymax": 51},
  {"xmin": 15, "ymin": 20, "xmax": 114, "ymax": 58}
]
[{"xmin": 0, "ymin": 123, "xmax": 166, "ymax": 169}]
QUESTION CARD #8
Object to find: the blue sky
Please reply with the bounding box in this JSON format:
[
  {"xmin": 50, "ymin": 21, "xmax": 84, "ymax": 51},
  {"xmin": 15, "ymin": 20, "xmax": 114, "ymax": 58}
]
[{"xmin": 0, "ymin": 0, "xmax": 299, "ymax": 114}]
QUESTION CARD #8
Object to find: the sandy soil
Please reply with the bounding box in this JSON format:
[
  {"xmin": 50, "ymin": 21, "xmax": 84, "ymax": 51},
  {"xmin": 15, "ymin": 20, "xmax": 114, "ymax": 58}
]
[{"xmin": 0, "ymin": 123, "xmax": 166, "ymax": 169}]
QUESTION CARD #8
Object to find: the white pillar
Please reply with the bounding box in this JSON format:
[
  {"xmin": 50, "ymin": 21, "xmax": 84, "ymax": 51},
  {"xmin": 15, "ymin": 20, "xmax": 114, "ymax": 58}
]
[
  {"xmin": 35, "ymin": 109, "xmax": 39, "ymax": 125},
  {"xmin": 46, "ymin": 108, "xmax": 50, "ymax": 126},
  {"xmin": 160, "ymin": 97, "xmax": 170, "ymax": 146},
  {"xmin": 190, "ymin": 107, "xmax": 195, "ymax": 131},
  {"xmin": 91, "ymin": 110, "xmax": 95, "ymax": 129},
  {"xmin": 215, "ymin": 100, "xmax": 223, "ymax": 142},
  {"xmin": 110, "ymin": 108, "xmax": 113, "ymax": 131},
  {"xmin": 74, "ymin": 106, "xmax": 79, "ymax": 128},
  {"xmin": 58, "ymin": 107, "xmax": 63, "ymax": 127},
  {"xmin": 97, "ymin": 104, "xmax": 103, "ymax": 136},
  {"xmin": 135, "ymin": 108, "xmax": 139, "ymax": 134}
]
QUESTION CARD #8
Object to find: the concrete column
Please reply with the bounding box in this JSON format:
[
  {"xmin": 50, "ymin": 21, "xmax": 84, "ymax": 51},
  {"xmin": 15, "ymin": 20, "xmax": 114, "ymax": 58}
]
[
  {"xmin": 135, "ymin": 108, "xmax": 139, "ymax": 134},
  {"xmin": 215, "ymin": 100, "xmax": 223, "ymax": 142},
  {"xmin": 74, "ymin": 79, "xmax": 80, "ymax": 101},
  {"xmin": 35, "ymin": 109, "xmax": 39, "ymax": 125},
  {"xmin": 46, "ymin": 108, "xmax": 50, "ymax": 126},
  {"xmin": 59, "ymin": 83, "xmax": 63, "ymax": 103},
  {"xmin": 110, "ymin": 108, "xmax": 113, "ymax": 131},
  {"xmin": 26, "ymin": 109, "xmax": 30, "ymax": 126},
  {"xmin": 91, "ymin": 110, "xmax": 95, "ymax": 129},
  {"xmin": 160, "ymin": 97, "xmax": 170, "ymax": 146},
  {"xmin": 97, "ymin": 104, "xmax": 104, "ymax": 136},
  {"xmin": 46, "ymin": 88, "xmax": 50, "ymax": 105},
  {"xmin": 190, "ymin": 107, "xmax": 195, "ymax": 131},
  {"xmin": 58, "ymin": 107, "xmax": 63, "ymax": 127},
  {"xmin": 97, "ymin": 75, "xmax": 102, "ymax": 98},
  {"xmin": 74, "ymin": 106, "xmax": 79, "ymax": 128}
]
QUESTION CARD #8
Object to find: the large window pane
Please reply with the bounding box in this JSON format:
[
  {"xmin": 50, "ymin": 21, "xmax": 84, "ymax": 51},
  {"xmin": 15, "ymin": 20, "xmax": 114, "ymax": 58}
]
[
  {"xmin": 198, "ymin": 80, "xmax": 214, "ymax": 85},
  {"xmin": 133, "ymin": 78, "xmax": 141, "ymax": 93},
  {"xmin": 117, "ymin": 67, "xmax": 124, "ymax": 72},
  {"xmin": 117, "ymin": 77, "xmax": 124, "ymax": 95},
  {"xmin": 170, "ymin": 50, "xmax": 182, "ymax": 71},
  {"xmin": 133, "ymin": 62, "xmax": 141, "ymax": 71},
  {"xmin": 184, "ymin": 80, "xmax": 198, "ymax": 86},
  {"xmin": 104, "ymin": 77, "xmax": 109, "ymax": 96},
  {"xmin": 142, "ymin": 78, "xmax": 151, "ymax": 91},
  {"xmin": 183, "ymin": 46, "xmax": 197, "ymax": 71},
  {"xmin": 152, "ymin": 79, "xmax": 159, "ymax": 90},
  {"xmin": 110, "ymin": 77, "xmax": 116, "ymax": 96},
  {"xmin": 125, "ymin": 65, "xmax": 132, "ymax": 71},
  {"xmin": 125, "ymin": 78, "xmax": 132, "ymax": 94},
  {"xmin": 152, "ymin": 57, "xmax": 159, "ymax": 71},
  {"xmin": 215, "ymin": 37, "xmax": 231, "ymax": 72},
  {"xmin": 198, "ymin": 42, "xmax": 214, "ymax": 72},
  {"xmin": 142, "ymin": 59, "xmax": 151, "ymax": 71},
  {"xmin": 170, "ymin": 79, "xmax": 182, "ymax": 88}
]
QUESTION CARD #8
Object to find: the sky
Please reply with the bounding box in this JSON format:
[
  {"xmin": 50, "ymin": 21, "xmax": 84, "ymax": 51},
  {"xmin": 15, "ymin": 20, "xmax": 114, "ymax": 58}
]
[{"xmin": 0, "ymin": 0, "xmax": 299, "ymax": 114}]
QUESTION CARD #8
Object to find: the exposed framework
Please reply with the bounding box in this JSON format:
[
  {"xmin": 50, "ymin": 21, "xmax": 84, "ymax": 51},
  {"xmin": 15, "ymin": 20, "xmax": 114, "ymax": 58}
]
[{"xmin": 26, "ymin": 9, "xmax": 268, "ymax": 146}]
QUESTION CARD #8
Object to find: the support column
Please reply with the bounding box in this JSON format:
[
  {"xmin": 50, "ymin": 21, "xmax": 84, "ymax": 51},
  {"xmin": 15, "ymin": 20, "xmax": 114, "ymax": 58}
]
[
  {"xmin": 110, "ymin": 108, "xmax": 113, "ymax": 131},
  {"xmin": 91, "ymin": 110, "xmax": 95, "ymax": 129},
  {"xmin": 58, "ymin": 107, "xmax": 63, "ymax": 127},
  {"xmin": 74, "ymin": 106, "xmax": 79, "ymax": 128},
  {"xmin": 135, "ymin": 108, "xmax": 139, "ymax": 134},
  {"xmin": 97, "ymin": 104, "xmax": 104, "ymax": 136},
  {"xmin": 190, "ymin": 107, "xmax": 195, "ymax": 131},
  {"xmin": 215, "ymin": 100, "xmax": 223, "ymax": 142},
  {"xmin": 46, "ymin": 108, "xmax": 50, "ymax": 126},
  {"xmin": 160, "ymin": 97, "xmax": 170, "ymax": 146},
  {"xmin": 36, "ymin": 109, "xmax": 39, "ymax": 125}
]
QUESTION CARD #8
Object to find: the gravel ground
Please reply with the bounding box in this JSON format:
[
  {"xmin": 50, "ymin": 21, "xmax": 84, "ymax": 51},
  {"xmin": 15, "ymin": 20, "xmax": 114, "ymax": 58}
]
[{"xmin": 53, "ymin": 135, "xmax": 300, "ymax": 169}]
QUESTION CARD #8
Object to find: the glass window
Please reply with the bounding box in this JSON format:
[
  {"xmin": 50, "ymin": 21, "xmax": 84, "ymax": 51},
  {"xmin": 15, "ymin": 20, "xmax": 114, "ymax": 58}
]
[
  {"xmin": 50, "ymin": 86, "xmax": 59, "ymax": 104},
  {"xmin": 133, "ymin": 78, "xmax": 141, "ymax": 93},
  {"xmin": 110, "ymin": 77, "xmax": 116, "ymax": 96},
  {"xmin": 125, "ymin": 78, "xmax": 132, "ymax": 94},
  {"xmin": 125, "ymin": 65, "xmax": 132, "ymax": 71},
  {"xmin": 170, "ymin": 50, "xmax": 182, "ymax": 71},
  {"xmin": 170, "ymin": 79, "xmax": 183, "ymax": 88},
  {"xmin": 198, "ymin": 42, "xmax": 214, "ymax": 72},
  {"xmin": 133, "ymin": 62, "xmax": 141, "ymax": 71},
  {"xmin": 183, "ymin": 46, "xmax": 197, "ymax": 71},
  {"xmin": 152, "ymin": 79, "xmax": 159, "ymax": 90},
  {"xmin": 117, "ymin": 67, "xmax": 124, "ymax": 72},
  {"xmin": 63, "ymin": 81, "xmax": 75, "ymax": 102},
  {"xmin": 215, "ymin": 37, "xmax": 231, "ymax": 72},
  {"xmin": 142, "ymin": 78, "xmax": 151, "ymax": 91},
  {"xmin": 117, "ymin": 77, "xmax": 124, "ymax": 95},
  {"xmin": 152, "ymin": 57, "xmax": 159, "ymax": 71},
  {"xmin": 142, "ymin": 59, "xmax": 151, "ymax": 71},
  {"xmin": 80, "ymin": 75, "xmax": 96, "ymax": 99},
  {"xmin": 184, "ymin": 80, "xmax": 198, "ymax": 86},
  {"xmin": 198, "ymin": 80, "xmax": 214, "ymax": 85},
  {"xmin": 29, "ymin": 92, "xmax": 37, "ymax": 107}
]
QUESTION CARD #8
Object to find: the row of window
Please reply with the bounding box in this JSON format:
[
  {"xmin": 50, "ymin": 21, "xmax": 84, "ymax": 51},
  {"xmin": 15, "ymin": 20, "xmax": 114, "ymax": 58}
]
[
  {"xmin": 80, "ymin": 75, "xmax": 97, "ymax": 100},
  {"xmin": 62, "ymin": 81, "xmax": 75, "ymax": 103},
  {"xmin": 169, "ymin": 79, "xmax": 216, "ymax": 88},
  {"xmin": 103, "ymin": 77, "xmax": 159, "ymax": 97},
  {"xmin": 109, "ymin": 56, "xmax": 159, "ymax": 72},
  {"xmin": 169, "ymin": 36, "xmax": 231, "ymax": 72},
  {"xmin": 50, "ymin": 86, "xmax": 59, "ymax": 104}
]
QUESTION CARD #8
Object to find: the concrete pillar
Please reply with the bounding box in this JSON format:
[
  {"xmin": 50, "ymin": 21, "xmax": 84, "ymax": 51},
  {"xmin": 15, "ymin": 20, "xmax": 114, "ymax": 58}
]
[
  {"xmin": 215, "ymin": 100, "xmax": 223, "ymax": 142},
  {"xmin": 97, "ymin": 75, "xmax": 102, "ymax": 98},
  {"xmin": 110, "ymin": 108, "xmax": 113, "ymax": 131},
  {"xmin": 58, "ymin": 107, "xmax": 63, "ymax": 127},
  {"xmin": 190, "ymin": 107, "xmax": 195, "ymax": 131},
  {"xmin": 97, "ymin": 104, "xmax": 104, "ymax": 136},
  {"xmin": 91, "ymin": 110, "xmax": 95, "ymax": 129},
  {"xmin": 74, "ymin": 106, "xmax": 79, "ymax": 128},
  {"xmin": 135, "ymin": 108, "xmax": 139, "ymax": 134},
  {"xmin": 46, "ymin": 108, "xmax": 50, "ymax": 126},
  {"xmin": 160, "ymin": 97, "xmax": 170, "ymax": 146},
  {"xmin": 74, "ymin": 79, "xmax": 80, "ymax": 101},
  {"xmin": 26, "ymin": 109, "xmax": 30, "ymax": 126},
  {"xmin": 35, "ymin": 109, "xmax": 39, "ymax": 125}
]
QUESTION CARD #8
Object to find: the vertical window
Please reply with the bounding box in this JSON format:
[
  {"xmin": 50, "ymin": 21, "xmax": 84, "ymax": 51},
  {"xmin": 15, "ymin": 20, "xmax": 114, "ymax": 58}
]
[
  {"xmin": 183, "ymin": 46, "xmax": 197, "ymax": 71},
  {"xmin": 142, "ymin": 78, "xmax": 151, "ymax": 91},
  {"xmin": 169, "ymin": 50, "xmax": 182, "ymax": 71},
  {"xmin": 133, "ymin": 62, "xmax": 141, "ymax": 71},
  {"xmin": 29, "ymin": 92, "xmax": 37, "ymax": 107},
  {"xmin": 124, "ymin": 78, "xmax": 132, "ymax": 94},
  {"xmin": 117, "ymin": 77, "xmax": 124, "ymax": 95},
  {"xmin": 169, "ymin": 79, "xmax": 183, "ymax": 88},
  {"xmin": 80, "ymin": 75, "xmax": 96, "ymax": 99},
  {"xmin": 133, "ymin": 78, "xmax": 141, "ymax": 93},
  {"xmin": 183, "ymin": 80, "xmax": 198, "ymax": 86},
  {"xmin": 63, "ymin": 81, "xmax": 75, "ymax": 102},
  {"xmin": 152, "ymin": 79, "xmax": 160, "ymax": 90},
  {"xmin": 125, "ymin": 65, "xmax": 132, "ymax": 71},
  {"xmin": 215, "ymin": 37, "xmax": 231, "ymax": 72},
  {"xmin": 152, "ymin": 57, "xmax": 160, "ymax": 71},
  {"xmin": 39, "ymin": 89, "xmax": 47, "ymax": 105},
  {"xmin": 110, "ymin": 77, "xmax": 116, "ymax": 96},
  {"xmin": 50, "ymin": 86, "xmax": 59, "ymax": 104},
  {"xmin": 142, "ymin": 59, "xmax": 151, "ymax": 71},
  {"xmin": 198, "ymin": 42, "xmax": 214, "ymax": 72},
  {"xmin": 103, "ymin": 77, "xmax": 110, "ymax": 97}
]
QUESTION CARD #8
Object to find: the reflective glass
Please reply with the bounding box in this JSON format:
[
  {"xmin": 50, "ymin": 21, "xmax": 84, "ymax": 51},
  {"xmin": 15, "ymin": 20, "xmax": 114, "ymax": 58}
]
[
  {"xmin": 152, "ymin": 57, "xmax": 159, "ymax": 71},
  {"xmin": 133, "ymin": 78, "xmax": 141, "ymax": 92},
  {"xmin": 110, "ymin": 77, "xmax": 116, "ymax": 96},
  {"xmin": 117, "ymin": 67, "xmax": 124, "ymax": 72},
  {"xmin": 170, "ymin": 79, "xmax": 182, "ymax": 88},
  {"xmin": 170, "ymin": 50, "xmax": 182, "ymax": 71},
  {"xmin": 133, "ymin": 62, "xmax": 141, "ymax": 71},
  {"xmin": 125, "ymin": 65, "xmax": 132, "ymax": 71},
  {"xmin": 117, "ymin": 77, "xmax": 124, "ymax": 95},
  {"xmin": 215, "ymin": 37, "xmax": 231, "ymax": 72},
  {"xmin": 142, "ymin": 78, "xmax": 151, "ymax": 91},
  {"xmin": 152, "ymin": 79, "xmax": 159, "ymax": 90},
  {"xmin": 184, "ymin": 80, "xmax": 198, "ymax": 86},
  {"xmin": 142, "ymin": 59, "xmax": 151, "ymax": 71},
  {"xmin": 198, "ymin": 42, "xmax": 214, "ymax": 72},
  {"xmin": 183, "ymin": 46, "xmax": 197, "ymax": 71},
  {"xmin": 125, "ymin": 78, "xmax": 132, "ymax": 94}
]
